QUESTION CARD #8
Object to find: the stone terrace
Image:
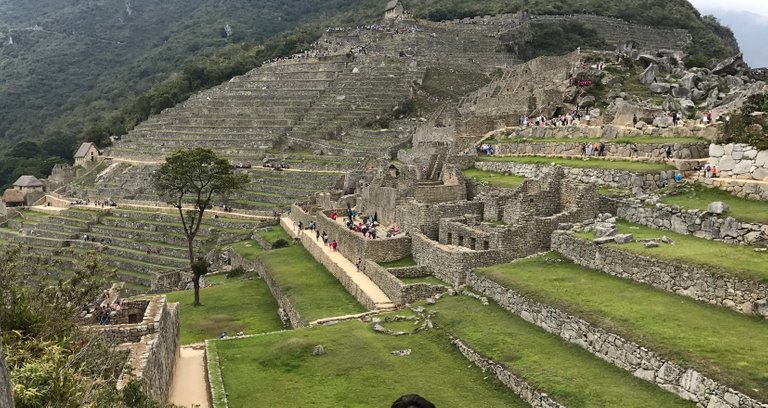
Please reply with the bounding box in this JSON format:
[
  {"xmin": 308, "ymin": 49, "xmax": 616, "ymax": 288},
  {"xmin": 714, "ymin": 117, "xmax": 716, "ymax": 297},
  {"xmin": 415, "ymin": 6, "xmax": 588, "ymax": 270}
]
[{"xmin": 0, "ymin": 207, "xmax": 266, "ymax": 293}]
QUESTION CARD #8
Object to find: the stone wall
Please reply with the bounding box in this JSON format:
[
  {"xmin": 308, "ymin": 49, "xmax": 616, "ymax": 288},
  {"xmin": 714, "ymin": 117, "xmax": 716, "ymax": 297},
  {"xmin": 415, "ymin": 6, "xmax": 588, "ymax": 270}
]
[
  {"xmin": 109, "ymin": 296, "xmax": 180, "ymax": 404},
  {"xmin": 499, "ymin": 123, "xmax": 719, "ymax": 140},
  {"xmin": 0, "ymin": 335, "xmax": 13, "ymax": 408},
  {"xmin": 709, "ymin": 144, "xmax": 768, "ymax": 181},
  {"xmin": 450, "ymin": 336, "xmax": 565, "ymax": 408},
  {"xmin": 289, "ymin": 205, "xmax": 412, "ymax": 264},
  {"xmin": 476, "ymin": 161, "xmax": 675, "ymax": 192},
  {"xmin": 253, "ymin": 257, "xmax": 305, "ymax": 327},
  {"xmin": 411, "ymin": 232, "xmax": 501, "ymax": 285},
  {"xmin": 612, "ymin": 198, "xmax": 768, "ymax": 245},
  {"xmin": 696, "ymin": 177, "xmax": 768, "ymax": 201},
  {"xmin": 494, "ymin": 141, "xmax": 709, "ymax": 161},
  {"xmin": 397, "ymin": 200, "xmax": 485, "ymax": 240},
  {"xmin": 362, "ymin": 260, "xmax": 448, "ymax": 306},
  {"xmin": 551, "ymin": 231, "xmax": 768, "ymax": 318},
  {"xmin": 466, "ymin": 273, "xmax": 764, "ymax": 408},
  {"xmin": 298, "ymin": 229, "xmax": 377, "ymax": 311}
]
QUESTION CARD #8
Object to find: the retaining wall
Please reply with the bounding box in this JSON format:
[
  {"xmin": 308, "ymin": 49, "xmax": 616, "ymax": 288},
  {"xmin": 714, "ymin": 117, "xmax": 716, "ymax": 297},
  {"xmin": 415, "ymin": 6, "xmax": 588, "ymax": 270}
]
[
  {"xmin": 611, "ymin": 198, "xmax": 768, "ymax": 245},
  {"xmin": 476, "ymin": 161, "xmax": 675, "ymax": 192},
  {"xmin": 551, "ymin": 231, "xmax": 768, "ymax": 319},
  {"xmin": 494, "ymin": 141, "xmax": 708, "ymax": 161},
  {"xmin": 362, "ymin": 260, "xmax": 448, "ymax": 306},
  {"xmin": 709, "ymin": 144, "xmax": 768, "ymax": 181},
  {"xmin": 466, "ymin": 273, "xmax": 765, "ymax": 408},
  {"xmin": 451, "ymin": 337, "xmax": 565, "ymax": 408}
]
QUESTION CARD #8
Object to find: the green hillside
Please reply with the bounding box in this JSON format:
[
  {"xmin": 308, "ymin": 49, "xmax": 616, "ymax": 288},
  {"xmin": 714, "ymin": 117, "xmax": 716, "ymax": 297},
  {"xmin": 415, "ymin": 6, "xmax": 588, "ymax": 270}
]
[{"xmin": 0, "ymin": 0, "xmax": 739, "ymax": 189}]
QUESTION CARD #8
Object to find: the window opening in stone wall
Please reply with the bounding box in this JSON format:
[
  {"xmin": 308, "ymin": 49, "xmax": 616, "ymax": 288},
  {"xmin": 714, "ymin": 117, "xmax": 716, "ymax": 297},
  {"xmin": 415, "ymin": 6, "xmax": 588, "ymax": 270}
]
[
  {"xmin": 484, "ymin": 241, "xmax": 490, "ymax": 250},
  {"xmin": 458, "ymin": 236, "xmax": 464, "ymax": 246},
  {"xmin": 470, "ymin": 237, "xmax": 477, "ymax": 249},
  {"xmin": 447, "ymin": 233, "xmax": 453, "ymax": 244}
]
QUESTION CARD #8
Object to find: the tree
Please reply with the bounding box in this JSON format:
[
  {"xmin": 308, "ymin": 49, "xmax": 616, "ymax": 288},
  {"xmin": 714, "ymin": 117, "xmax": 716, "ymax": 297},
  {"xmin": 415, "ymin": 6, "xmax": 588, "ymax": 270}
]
[{"xmin": 151, "ymin": 148, "xmax": 247, "ymax": 305}]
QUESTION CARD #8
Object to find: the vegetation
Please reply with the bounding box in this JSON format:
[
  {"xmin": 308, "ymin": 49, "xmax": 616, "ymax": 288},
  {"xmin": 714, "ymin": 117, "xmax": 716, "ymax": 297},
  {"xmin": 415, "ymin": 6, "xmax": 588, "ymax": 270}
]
[
  {"xmin": 431, "ymin": 295, "xmax": 694, "ymax": 407},
  {"xmin": 518, "ymin": 22, "xmax": 609, "ymax": 60},
  {"xmin": 577, "ymin": 221, "xmax": 768, "ymax": 282},
  {"xmin": 462, "ymin": 168, "xmax": 525, "ymax": 189},
  {"xmin": 378, "ymin": 256, "xmax": 417, "ymax": 268},
  {"xmin": 164, "ymin": 275, "xmax": 283, "ymax": 344},
  {"xmin": 257, "ymin": 245, "xmax": 365, "ymax": 322},
  {"xmin": 476, "ymin": 253, "xmax": 768, "ymax": 400},
  {"xmin": 479, "ymin": 155, "xmax": 676, "ymax": 172},
  {"xmin": 210, "ymin": 320, "xmax": 527, "ymax": 407},
  {"xmin": 661, "ymin": 184, "xmax": 768, "ymax": 224},
  {"xmin": 152, "ymin": 148, "xmax": 248, "ymax": 305},
  {"xmin": 0, "ymin": 247, "xmax": 171, "ymax": 407},
  {"xmin": 722, "ymin": 93, "xmax": 768, "ymax": 150}
]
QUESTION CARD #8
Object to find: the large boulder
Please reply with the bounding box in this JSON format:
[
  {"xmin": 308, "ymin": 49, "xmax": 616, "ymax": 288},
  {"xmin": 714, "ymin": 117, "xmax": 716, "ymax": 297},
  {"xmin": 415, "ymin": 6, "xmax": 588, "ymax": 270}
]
[
  {"xmin": 640, "ymin": 63, "xmax": 659, "ymax": 85},
  {"xmin": 712, "ymin": 53, "xmax": 749, "ymax": 76},
  {"xmin": 707, "ymin": 201, "xmax": 730, "ymax": 215},
  {"xmin": 650, "ymin": 83, "xmax": 672, "ymax": 94},
  {"xmin": 680, "ymin": 72, "xmax": 699, "ymax": 90}
]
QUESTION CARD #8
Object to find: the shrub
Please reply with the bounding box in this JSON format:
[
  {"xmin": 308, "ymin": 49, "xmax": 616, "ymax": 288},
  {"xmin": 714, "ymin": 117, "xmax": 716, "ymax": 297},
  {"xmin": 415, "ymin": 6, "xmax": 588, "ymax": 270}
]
[{"xmin": 272, "ymin": 238, "xmax": 291, "ymax": 249}]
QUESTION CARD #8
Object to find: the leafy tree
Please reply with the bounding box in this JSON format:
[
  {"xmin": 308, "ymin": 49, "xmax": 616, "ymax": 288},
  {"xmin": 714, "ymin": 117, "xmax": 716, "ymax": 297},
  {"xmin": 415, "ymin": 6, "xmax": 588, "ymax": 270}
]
[{"xmin": 151, "ymin": 148, "xmax": 248, "ymax": 306}]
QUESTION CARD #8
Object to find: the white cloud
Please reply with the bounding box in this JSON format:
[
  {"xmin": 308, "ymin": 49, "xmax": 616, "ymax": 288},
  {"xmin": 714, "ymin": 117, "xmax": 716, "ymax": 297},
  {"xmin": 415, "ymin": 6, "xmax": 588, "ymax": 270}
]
[{"xmin": 688, "ymin": 0, "xmax": 768, "ymax": 17}]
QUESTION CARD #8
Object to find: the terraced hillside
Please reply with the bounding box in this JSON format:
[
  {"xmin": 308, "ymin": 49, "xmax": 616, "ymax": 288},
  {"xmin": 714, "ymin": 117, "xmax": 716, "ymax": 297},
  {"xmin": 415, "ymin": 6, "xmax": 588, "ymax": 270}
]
[{"xmin": 0, "ymin": 207, "xmax": 268, "ymax": 293}]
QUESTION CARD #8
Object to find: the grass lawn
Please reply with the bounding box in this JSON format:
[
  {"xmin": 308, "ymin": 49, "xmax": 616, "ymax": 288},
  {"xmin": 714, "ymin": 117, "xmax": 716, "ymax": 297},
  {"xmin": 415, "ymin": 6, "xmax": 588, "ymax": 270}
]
[
  {"xmin": 378, "ymin": 255, "xmax": 417, "ymax": 268},
  {"xmin": 258, "ymin": 245, "xmax": 365, "ymax": 322},
  {"xmin": 164, "ymin": 275, "xmax": 284, "ymax": 344},
  {"xmin": 431, "ymin": 295, "xmax": 694, "ymax": 407},
  {"xmin": 577, "ymin": 221, "xmax": 768, "ymax": 282},
  {"xmin": 257, "ymin": 227, "xmax": 292, "ymax": 245},
  {"xmin": 489, "ymin": 136, "xmax": 705, "ymax": 145},
  {"xmin": 210, "ymin": 320, "xmax": 526, "ymax": 407},
  {"xmin": 477, "ymin": 253, "xmax": 768, "ymax": 401},
  {"xmin": 229, "ymin": 240, "xmax": 264, "ymax": 260},
  {"xmin": 479, "ymin": 155, "xmax": 675, "ymax": 172},
  {"xmin": 462, "ymin": 168, "xmax": 525, "ymax": 189},
  {"xmin": 662, "ymin": 185, "xmax": 768, "ymax": 224}
]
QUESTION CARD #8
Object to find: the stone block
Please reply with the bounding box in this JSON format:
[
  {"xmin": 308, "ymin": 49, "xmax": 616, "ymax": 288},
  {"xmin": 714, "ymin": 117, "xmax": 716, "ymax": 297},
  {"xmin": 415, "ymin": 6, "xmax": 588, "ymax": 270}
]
[
  {"xmin": 756, "ymin": 150, "xmax": 768, "ymax": 167},
  {"xmin": 732, "ymin": 160, "xmax": 753, "ymax": 175},
  {"xmin": 751, "ymin": 167, "xmax": 768, "ymax": 181},
  {"xmin": 706, "ymin": 201, "xmax": 729, "ymax": 215},
  {"xmin": 614, "ymin": 234, "xmax": 634, "ymax": 244}
]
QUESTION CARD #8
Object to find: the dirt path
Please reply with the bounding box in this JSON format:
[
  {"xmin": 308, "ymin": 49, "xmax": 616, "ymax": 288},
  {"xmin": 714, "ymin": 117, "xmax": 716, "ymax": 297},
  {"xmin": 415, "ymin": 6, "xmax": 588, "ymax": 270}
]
[{"xmin": 168, "ymin": 344, "xmax": 211, "ymax": 408}]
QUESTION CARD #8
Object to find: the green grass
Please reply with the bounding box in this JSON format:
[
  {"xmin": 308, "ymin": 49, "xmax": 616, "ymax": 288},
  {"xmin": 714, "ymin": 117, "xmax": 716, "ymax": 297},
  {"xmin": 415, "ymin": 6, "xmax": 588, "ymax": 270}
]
[
  {"xmin": 206, "ymin": 340, "xmax": 228, "ymax": 408},
  {"xmin": 229, "ymin": 240, "xmax": 265, "ymax": 260},
  {"xmin": 479, "ymin": 156, "xmax": 675, "ymax": 172},
  {"xmin": 462, "ymin": 168, "xmax": 525, "ymax": 189},
  {"xmin": 378, "ymin": 255, "xmax": 417, "ymax": 268},
  {"xmin": 211, "ymin": 320, "xmax": 527, "ymax": 407},
  {"xmin": 477, "ymin": 253, "xmax": 768, "ymax": 401},
  {"xmin": 431, "ymin": 295, "xmax": 694, "ymax": 407},
  {"xmin": 661, "ymin": 185, "xmax": 768, "ymax": 224},
  {"xmin": 598, "ymin": 186, "xmax": 630, "ymax": 196},
  {"xmin": 257, "ymin": 227, "xmax": 292, "ymax": 245},
  {"xmin": 577, "ymin": 221, "xmax": 768, "ymax": 282},
  {"xmin": 258, "ymin": 245, "xmax": 365, "ymax": 322},
  {"xmin": 489, "ymin": 137, "xmax": 706, "ymax": 145},
  {"xmin": 164, "ymin": 275, "xmax": 283, "ymax": 344}
]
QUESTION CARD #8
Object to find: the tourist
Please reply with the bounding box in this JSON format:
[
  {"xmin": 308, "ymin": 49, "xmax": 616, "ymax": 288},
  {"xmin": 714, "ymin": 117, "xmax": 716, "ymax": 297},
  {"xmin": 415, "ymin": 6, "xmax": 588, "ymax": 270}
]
[
  {"xmin": 585, "ymin": 143, "xmax": 593, "ymax": 157},
  {"xmin": 330, "ymin": 240, "xmax": 338, "ymax": 252},
  {"xmin": 704, "ymin": 162, "xmax": 712, "ymax": 178},
  {"xmin": 675, "ymin": 173, "xmax": 683, "ymax": 183},
  {"xmin": 666, "ymin": 145, "xmax": 673, "ymax": 160},
  {"xmin": 598, "ymin": 141, "xmax": 606, "ymax": 157},
  {"xmin": 355, "ymin": 257, "xmax": 362, "ymax": 272},
  {"xmin": 322, "ymin": 232, "xmax": 329, "ymax": 246},
  {"xmin": 315, "ymin": 229, "xmax": 321, "ymax": 241},
  {"xmin": 331, "ymin": 211, "xmax": 337, "ymax": 221},
  {"xmin": 712, "ymin": 165, "xmax": 718, "ymax": 178},
  {"xmin": 391, "ymin": 394, "xmax": 435, "ymax": 408}
]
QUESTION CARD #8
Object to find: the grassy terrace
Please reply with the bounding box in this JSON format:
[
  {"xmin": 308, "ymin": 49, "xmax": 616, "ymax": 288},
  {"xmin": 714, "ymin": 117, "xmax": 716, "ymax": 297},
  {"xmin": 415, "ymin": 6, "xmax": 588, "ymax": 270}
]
[
  {"xmin": 477, "ymin": 254, "xmax": 768, "ymax": 401},
  {"xmin": 462, "ymin": 168, "xmax": 525, "ymax": 189},
  {"xmin": 165, "ymin": 275, "xmax": 283, "ymax": 345},
  {"xmin": 488, "ymin": 136, "xmax": 706, "ymax": 145},
  {"xmin": 662, "ymin": 185, "xmax": 768, "ymax": 224},
  {"xmin": 479, "ymin": 156, "xmax": 676, "ymax": 172},
  {"xmin": 378, "ymin": 255, "xmax": 417, "ymax": 268},
  {"xmin": 431, "ymin": 296, "xmax": 693, "ymax": 407},
  {"xmin": 577, "ymin": 221, "xmax": 768, "ymax": 282},
  {"xmin": 210, "ymin": 321, "xmax": 527, "ymax": 407},
  {"xmin": 257, "ymin": 245, "xmax": 365, "ymax": 322}
]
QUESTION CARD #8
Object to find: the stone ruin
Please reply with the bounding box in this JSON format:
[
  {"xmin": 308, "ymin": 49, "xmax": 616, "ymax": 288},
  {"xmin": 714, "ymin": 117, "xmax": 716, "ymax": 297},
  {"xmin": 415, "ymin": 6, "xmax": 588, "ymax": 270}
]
[{"xmin": 83, "ymin": 286, "xmax": 180, "ymax": 403}]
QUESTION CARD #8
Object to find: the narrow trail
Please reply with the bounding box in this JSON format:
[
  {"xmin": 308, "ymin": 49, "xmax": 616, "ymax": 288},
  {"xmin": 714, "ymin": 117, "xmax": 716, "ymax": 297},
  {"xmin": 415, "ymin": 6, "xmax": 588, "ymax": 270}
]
[{"xmin": 168, "ymin": 344, "xmax": 211, "ymax": 408}]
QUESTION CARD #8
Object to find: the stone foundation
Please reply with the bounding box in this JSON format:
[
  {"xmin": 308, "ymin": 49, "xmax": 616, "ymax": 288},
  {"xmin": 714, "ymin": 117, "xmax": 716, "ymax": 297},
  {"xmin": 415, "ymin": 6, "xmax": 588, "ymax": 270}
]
[
  {"xmin": 362, "ymin": 260, "xmax": 448, "ymax": 306},
  {"xmin": 466, "ymin": 273, "xmax": 765, "ymax": 408},
  {"xmin": 551, "ymin": 231, "xmax": 768, "ymax": 319}
]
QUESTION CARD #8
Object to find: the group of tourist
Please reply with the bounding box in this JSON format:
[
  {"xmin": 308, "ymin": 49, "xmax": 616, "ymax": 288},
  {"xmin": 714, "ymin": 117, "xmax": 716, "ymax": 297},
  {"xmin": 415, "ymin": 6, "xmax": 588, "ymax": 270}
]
[
  {"xmin": 581, "ymin": 141, "xmax": 606, "ymax": 157},
  {"xmin": 477, "ymin": 144, "xmax": 495, "ymax": 156},
  {"xmin": 80, "ymin": 289, "xmax": 122, "ymax": 326},
  {"xmin": 520, "ymin": 109, "xmax": 589, "ymax": 128},
  {"xmin": 70, "ymin": 198, "xmax": 117, "ymax": 207},
  {"xmin": 81, "ymin": 234, "xmax": 112, "ymax": 245}
]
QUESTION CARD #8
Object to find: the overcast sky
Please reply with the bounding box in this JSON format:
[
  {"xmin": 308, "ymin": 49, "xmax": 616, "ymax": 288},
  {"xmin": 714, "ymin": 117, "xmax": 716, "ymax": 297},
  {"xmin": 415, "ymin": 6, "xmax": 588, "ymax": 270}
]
[{"xmin": 688, "ymin": 0, "xmax": 768, "ymax": 17}]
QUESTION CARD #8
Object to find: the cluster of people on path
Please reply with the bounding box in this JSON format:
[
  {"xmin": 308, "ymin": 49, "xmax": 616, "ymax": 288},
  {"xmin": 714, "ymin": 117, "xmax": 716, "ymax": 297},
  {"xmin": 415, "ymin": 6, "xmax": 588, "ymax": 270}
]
[
  {"xmin": 581, "ymin": 141, "xmax": 606, "ymax": 157},
  {"xmin": 477, "ymin": 144, "xmax": 495, "ymax": 156},
  {"xmin": 520, "ymin": 108, "xmax": 589, "ymax": 128},
  {"xmin": 80, "ymin": 289, "xmax": 122, "ymax": 325},
  {"xmin": 81, "ymin": 234, "xmax": 112, "ymax": 245},
  {"xmin": 702, "ymin": 162, "xmax": 718, "ymax": 178},
  {"xmin": 70, "ymin": 198, "xmax": 118, "ymax": 207}
]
